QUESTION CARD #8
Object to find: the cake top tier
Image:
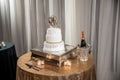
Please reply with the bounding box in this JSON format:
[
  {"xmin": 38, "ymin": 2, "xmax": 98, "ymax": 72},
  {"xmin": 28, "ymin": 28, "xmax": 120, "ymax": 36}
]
[
  {"xmin": 46, "ymin": 27, "xmax": 62, "ymax": 43},
  {"xmin": 47, "ymin": 27, "xmax": 61, "ymax": 34}
]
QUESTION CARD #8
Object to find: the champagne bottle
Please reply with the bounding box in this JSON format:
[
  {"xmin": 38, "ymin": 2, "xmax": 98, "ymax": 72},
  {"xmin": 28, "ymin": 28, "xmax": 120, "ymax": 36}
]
[{"xmin": 80, "ymin": 31, "xmax": 86, "ymax": 48}]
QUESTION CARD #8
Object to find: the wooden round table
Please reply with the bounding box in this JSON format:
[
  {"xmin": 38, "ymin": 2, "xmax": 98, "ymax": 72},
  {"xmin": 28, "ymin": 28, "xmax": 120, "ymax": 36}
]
[{"xmin": 16, "ymin": 52, "xmax": 96, "ymax": 80}]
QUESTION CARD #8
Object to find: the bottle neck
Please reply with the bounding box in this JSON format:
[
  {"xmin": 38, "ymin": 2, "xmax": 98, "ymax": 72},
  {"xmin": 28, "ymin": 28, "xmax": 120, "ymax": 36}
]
[
  {"xmin": 81, "ymin": 32, "xmax": 85, "ymax": 40},
  {"xmin": 81, "ymin": 31, "xmax": 86, "ymax": 47}
]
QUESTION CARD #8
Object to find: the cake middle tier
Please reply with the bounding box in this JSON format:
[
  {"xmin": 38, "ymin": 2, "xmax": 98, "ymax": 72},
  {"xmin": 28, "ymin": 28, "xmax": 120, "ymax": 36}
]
[{"xmin": 43, "ymin": 41, "xmax": 65, "ymax": 52}]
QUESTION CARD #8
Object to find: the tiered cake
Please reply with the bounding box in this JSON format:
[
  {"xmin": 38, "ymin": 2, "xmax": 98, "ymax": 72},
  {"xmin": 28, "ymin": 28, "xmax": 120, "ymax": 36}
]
[
  {"xmin": 43, "ymin": 16, "xmax": 65, "ymax": 52},
  {"xmin": 31, "ymin": 16, "xmax": 77, "ymax": 67}
]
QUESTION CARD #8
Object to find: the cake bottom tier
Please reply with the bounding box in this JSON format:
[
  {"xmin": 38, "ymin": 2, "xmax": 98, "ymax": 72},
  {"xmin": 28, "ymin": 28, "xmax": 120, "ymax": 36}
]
[{"xmin": 43, "ymin": 41, "xmax": 65, "ymax": 52}]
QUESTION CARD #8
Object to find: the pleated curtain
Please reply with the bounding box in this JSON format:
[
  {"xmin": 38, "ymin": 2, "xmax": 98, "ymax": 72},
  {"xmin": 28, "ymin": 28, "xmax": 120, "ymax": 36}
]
[{"xmin": 0, "ymin": 0, "xmax": 120, "ymax": 80}]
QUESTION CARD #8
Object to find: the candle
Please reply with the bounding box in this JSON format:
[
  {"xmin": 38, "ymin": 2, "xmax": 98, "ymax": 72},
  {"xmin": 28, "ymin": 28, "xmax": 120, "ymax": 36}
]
[
  {"xmin": 46, "ymin": 54, "xmax": 53, "ymax": 59},
  {"xmin": 64, "ymin": 60, "xmax": 72, "ymax": 66},
  {"xmin": 37, "ymin": 60, "xmax": 45, "ymax": 66},
  {"xmin": 37, "ymin": 60, "xmax": 41, "ymax": 66}
]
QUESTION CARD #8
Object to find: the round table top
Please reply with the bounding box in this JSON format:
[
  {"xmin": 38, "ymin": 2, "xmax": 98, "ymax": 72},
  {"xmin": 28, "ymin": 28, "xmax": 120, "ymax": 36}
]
[
  {"xmin": 17, "ymin": 52, "xmax": 95, "ymax": 77},
  {"xmin": 0, "ymin": 42, "xmax": 14, "ymax": 51}
]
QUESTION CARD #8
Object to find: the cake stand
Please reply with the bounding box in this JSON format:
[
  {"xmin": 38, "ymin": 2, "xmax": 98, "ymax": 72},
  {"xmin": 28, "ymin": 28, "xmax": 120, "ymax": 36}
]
[{"xmin": 31, "ymin": 44, "xmax": 77, "ymax": 67}]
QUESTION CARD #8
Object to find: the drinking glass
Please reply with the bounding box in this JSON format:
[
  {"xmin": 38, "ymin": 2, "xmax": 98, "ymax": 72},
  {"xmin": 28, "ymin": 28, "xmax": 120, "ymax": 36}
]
[{"xmin": 79, "ymin": 47, "xmax": 89, "ymax": 61}]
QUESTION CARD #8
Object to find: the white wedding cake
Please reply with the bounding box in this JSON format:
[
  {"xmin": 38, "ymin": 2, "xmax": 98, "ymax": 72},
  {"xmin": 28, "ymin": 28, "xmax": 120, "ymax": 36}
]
[{"xmin": 43, "ymin": 27, "xmax": 65, "ymax": 52}]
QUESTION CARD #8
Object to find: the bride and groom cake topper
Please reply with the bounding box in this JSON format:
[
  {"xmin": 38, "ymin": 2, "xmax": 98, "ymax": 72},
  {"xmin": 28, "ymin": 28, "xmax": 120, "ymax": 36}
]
[{"xmin": 48, "ymin": 15, "xmax": 58, "ymax": 27}]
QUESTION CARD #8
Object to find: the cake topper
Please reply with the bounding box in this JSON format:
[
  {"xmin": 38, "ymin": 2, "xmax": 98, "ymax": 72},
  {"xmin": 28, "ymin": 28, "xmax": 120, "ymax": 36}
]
[{"xmin": 48, "ymin": 15, "xmax": 57, "ymax": 27}]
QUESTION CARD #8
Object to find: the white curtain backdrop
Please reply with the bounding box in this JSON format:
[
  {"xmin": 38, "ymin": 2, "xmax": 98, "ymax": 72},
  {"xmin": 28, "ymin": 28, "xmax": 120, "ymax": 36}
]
[
  {"xmin": 66, "ymin": 0, "xmax": 120, "ymax": 80},
  {"xmin": 0, "ymin": 0, "xmax": 65, "ymax": 57},
  {"xmin": 0, "ymin": 0, "xmax": 120, "ymax": 80}
]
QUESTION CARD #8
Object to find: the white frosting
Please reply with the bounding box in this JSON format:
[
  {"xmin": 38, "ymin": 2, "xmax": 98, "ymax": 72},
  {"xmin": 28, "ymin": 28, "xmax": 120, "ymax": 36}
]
[
  {"xmin": 46, "ymin": 27, "xmax": 62, "ymax": 42},
  {"xmin": 43, "ymin": 27, "xmax": 65, "ymax": 53},
  {"xmin": 43, "ymin": 41, "xmax": 65, "ymax": 52}
]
